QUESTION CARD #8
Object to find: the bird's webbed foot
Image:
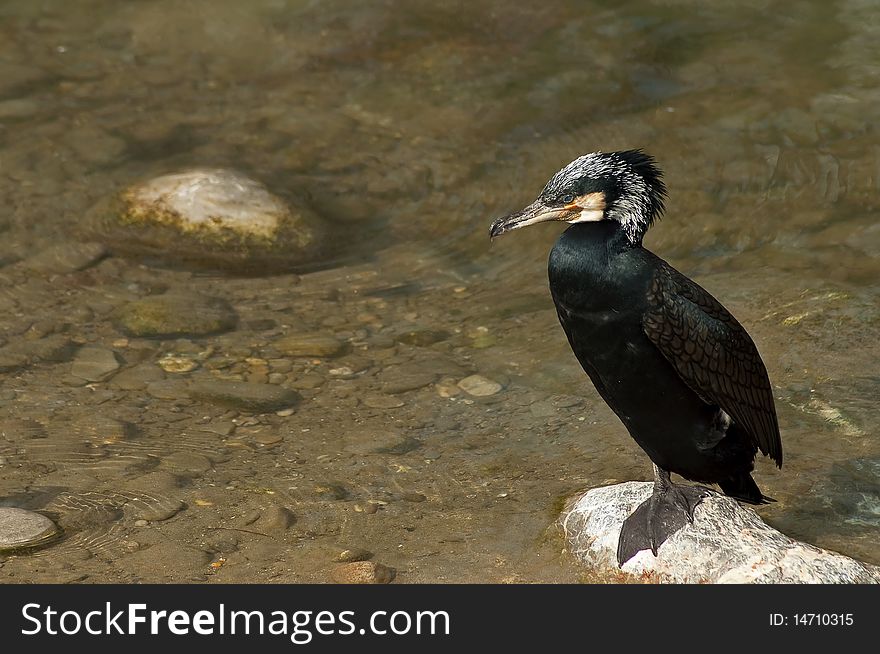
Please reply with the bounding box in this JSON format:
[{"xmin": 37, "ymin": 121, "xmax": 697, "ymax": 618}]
[{"xmin": 616, "ymin": 466, "xmax": 711, "ymax": 566}]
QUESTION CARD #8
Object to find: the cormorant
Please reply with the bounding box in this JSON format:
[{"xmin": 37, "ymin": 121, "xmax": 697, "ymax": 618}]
[{"xmin": 489, "ymin": 150, "xmax": 782, "ymax": 565}]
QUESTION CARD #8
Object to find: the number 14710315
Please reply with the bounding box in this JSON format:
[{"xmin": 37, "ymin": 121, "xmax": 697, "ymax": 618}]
[{"xmin": 770, "ymin": 614, "xmax": 854, "ymax": 627}]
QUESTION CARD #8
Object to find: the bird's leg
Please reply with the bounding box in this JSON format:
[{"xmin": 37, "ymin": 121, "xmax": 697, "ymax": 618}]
[
  {"xmin": 651, "ymin": 464, "xmax": 708, "ymax": 524},
  {"xmin": 616, "ymin": 464, "xmax": 711, "ymax": 567}
]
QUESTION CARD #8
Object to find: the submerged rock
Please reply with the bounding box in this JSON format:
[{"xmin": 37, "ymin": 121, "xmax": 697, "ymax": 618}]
[
  {"xmin": 361, "ymin": 393, "xmax": 405, "ymax": 409},
  {"xmin": 113, "ymin": 293, "xmax": 237, "ymax": 338},
  {"xmin": 0, "ymin": 507, "xmax": 59, "ymax": 552},
  {"xmin": 189, "ymin": 379, "xmax": 300, "ymax": 412},
  {"xmin": 395, "ymin": 328, "xmax": 449, "ymax": 346},
  {"xmin": 160, "ymin": 451, "xmax": 214, "ymax": 476},
  {"xmin": 561, "ymin": 482, "xmax": 880, "ymax": 583},
  {"xmin": 70, "ymin": 346, "xmax": 120, "ymax": 382},
  {"xmin": 110, "ymin": 364, "xmax": 166, "ymax": 390},
  {"xmin": 798, "ymin": 457, "xmax": 880, "ymax": 529},
  {"xmin": 24, "ymin": 242, "xmax": 107, "ymax": 274},
  {"xmin": 331, "ymin": 561, "xmax": 395, "ymax": 584},
  {"xmin": 334, "ymin": 547, "xmax": 372, "ymax": 563},
  {"xmin": 122, "ymin": 495, "xmax": 184, "ymax": 522},
  {"xmin": 0, "ymin": 349, "xmax": 28, "ymax": 373},
  {"xmin": 0, "ymin": 335, "xmax": 77, "ymax": 373},
  {"xmin": 252, "ymin": 506, "xmax": 296, "ymax": 536},
  {"xmin": 157, "ymin": 353, "xmax": 200, "ymax": 374},
  {"xmin": 377, "ymin": 364, "xmax": 437, "ymax": 394},
  {"xmin": 61, "ymin": 415, "xmax": 134, "ymax": 445},
  {"xmin": 457, "ymin": 374, "xmax": 502, "ymax": 397},
  {"xmin": 87, "ymin": 168, "xmax": 325, "ymax": 272},
  {"xmin": 276, "ymin": 334, "xmax": 345, "ymax": 358}
]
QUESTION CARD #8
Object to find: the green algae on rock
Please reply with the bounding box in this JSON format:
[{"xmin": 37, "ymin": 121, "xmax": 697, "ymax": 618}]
[
  {"xmin": 113, "ymin": 293, "xmax": 237, "ymax": 338},
  {"xmin": 87, "ymin": 168, "xmax": 325, "ymax": 273}
]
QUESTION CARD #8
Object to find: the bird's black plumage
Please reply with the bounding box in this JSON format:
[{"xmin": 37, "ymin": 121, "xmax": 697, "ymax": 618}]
[
  {"xmin": 642, "ymin": 259, "xmax": 782, "ymax": 467},
  {"xmin": 490, "ymin": 150, "xmax": 783, "ymax": 565}
]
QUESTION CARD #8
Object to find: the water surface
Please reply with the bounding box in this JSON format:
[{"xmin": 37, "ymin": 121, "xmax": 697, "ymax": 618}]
[{"xmin": 0, "ymin": 0, "xmax": 877, "ymax": 582}]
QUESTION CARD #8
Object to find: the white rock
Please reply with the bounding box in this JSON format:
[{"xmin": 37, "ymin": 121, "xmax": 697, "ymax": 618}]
[
  {"xmin": 561, "ymin": 481, "xmax": 880, "ymax": 584},
  {"xmin": 126, "ymin": 169, "xmax": 286, "ymax": 239},
  {"xmin": 89, "ymin": 168, "xmax": 324, "ymax": 272},
  {"xmin": 0, "ymin": 507, "xmax": 58, "ymax": 551}
]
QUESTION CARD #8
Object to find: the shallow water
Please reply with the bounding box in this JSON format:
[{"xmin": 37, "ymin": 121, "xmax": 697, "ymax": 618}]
[{"xmin": 0, "ymin": 0, "xmax": 878, "ymax": 582}]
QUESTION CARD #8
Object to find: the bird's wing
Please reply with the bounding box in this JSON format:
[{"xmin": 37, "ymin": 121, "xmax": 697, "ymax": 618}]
[{"xmin": 642, "ymin": 261, "xmax": 782, "ymax": 466}]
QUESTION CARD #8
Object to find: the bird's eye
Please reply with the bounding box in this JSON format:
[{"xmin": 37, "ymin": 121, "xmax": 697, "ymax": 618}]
[{"xmin": 561, "ymin": 194, "xmax": 575, "ymax": 204}]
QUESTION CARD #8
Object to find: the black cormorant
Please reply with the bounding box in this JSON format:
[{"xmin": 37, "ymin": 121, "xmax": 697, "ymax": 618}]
[{"xmin": 489, "ymin": 150, "xmax": 783, "ymax": 565}]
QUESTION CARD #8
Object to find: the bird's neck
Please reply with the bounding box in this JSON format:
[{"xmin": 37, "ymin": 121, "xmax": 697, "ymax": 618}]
[
  {"xmin": 549, "ymin": 220, "xmax": 648, "ymax": 311},
  {"xmin": 561, "ymin": 220, "xmax": 640, "ymax": 260}
]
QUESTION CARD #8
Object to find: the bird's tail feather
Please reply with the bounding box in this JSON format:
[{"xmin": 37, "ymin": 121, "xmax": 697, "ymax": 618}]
[{"xmin": 718, "ymin": 473, "xmax": 775, "ymax": 505}]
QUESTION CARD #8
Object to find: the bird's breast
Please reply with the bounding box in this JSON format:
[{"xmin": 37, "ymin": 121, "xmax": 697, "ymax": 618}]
[{"xmin": 549, "ymin": 230, "xmax": 652, "ymax": 314}]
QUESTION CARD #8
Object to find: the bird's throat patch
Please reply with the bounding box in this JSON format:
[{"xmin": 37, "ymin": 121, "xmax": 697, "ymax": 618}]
[{"xmin": 565, "ymin": 192, "xmax": 606, "ymax": 223}]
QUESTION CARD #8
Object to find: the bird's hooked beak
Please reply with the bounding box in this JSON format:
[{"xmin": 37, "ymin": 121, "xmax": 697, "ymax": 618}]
[{"xmin": 489, "ymin": 200, "xmax": 570, "ymax": 240}]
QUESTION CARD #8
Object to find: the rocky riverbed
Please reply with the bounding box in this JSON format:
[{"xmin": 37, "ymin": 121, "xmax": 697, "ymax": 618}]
[
  {"xmin": 1, "ymin": 0, "xmax": 879, "ymax": 583},
  {"xmin": 0, "ymin": 240, "xmax": 591, "ymax": 582}
]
